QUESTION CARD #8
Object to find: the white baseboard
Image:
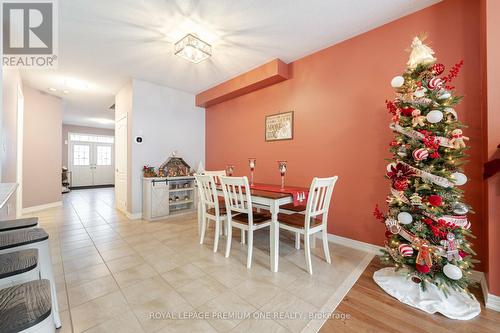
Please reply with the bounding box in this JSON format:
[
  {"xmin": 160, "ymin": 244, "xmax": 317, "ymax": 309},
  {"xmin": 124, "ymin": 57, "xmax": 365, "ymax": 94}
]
[
  {"xmin": 22, "ymin": 201, "xmax": 62, "ymax": 214},
  {"xmin": 125, "ymin": 211, "xmax": 142, "ymax": 220},
  {"xmin": 316, "ymin": 232, "xmax": 383, "ymax": 254}
]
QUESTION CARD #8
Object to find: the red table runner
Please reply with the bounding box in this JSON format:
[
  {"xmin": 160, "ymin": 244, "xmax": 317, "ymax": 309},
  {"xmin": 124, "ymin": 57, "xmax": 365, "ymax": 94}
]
[{"xmin": 250, "ymin": 183, "xmax": 309, "ymax": 206}]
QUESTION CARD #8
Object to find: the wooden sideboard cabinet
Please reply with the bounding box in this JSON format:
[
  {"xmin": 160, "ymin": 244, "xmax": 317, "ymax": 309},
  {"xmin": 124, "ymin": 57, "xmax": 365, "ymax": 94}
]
[{"xmin": 142, "ymin": 177, "xmax": 197, "ymax": 221}]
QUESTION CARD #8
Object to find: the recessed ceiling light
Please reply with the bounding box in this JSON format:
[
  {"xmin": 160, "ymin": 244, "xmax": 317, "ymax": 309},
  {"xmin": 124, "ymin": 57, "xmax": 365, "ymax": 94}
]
[
  {"xmin": 63, "ymin": 89, "xmax": 70, "ymax": 94},
  {"xmin": 48, "ymin": 87, "xmax": 57, "ymax": 92},
  {"xmin": 175, "ymin": 34, "xmax": 211, "ymax": 63}
]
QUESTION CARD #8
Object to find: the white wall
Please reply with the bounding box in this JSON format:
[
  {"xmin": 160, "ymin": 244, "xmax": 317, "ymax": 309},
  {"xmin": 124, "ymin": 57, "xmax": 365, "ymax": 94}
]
[{"xmin": 129, "ymin": 79, "xmax": 205, "ymax": 214}]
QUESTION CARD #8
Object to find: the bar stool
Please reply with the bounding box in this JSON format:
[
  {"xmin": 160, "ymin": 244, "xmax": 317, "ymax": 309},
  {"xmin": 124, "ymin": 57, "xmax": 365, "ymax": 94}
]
[
  {"xmin": 0, "ymin": 279, "xmax": 55, "ymax": 333},
  {"xmin": 0, "ymin": 228, "xmax": 61, "ymax": 329},
  {"xmin": 0, "ymin": 217, "xmax": 39, "ymax": 232},
  {"xmin": 0, "ymin": 249, "xmax": 40, "ymax": 289}
]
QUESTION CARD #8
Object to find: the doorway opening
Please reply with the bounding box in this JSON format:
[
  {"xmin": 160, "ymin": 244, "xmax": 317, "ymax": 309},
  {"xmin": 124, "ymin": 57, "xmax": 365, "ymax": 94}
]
[{"xmin": 68, "ymin": 132, "xmax": 115, "ymax": 188}]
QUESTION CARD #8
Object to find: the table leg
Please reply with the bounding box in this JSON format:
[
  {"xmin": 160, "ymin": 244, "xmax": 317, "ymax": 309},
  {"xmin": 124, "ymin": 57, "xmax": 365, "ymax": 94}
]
[
  {"xmin": 197, "ymin": 200, "xmax": 202, "ymax": 236},
  {"xmin": 270, "ymin": 201, "xmax": 279, "ymax": 272}
]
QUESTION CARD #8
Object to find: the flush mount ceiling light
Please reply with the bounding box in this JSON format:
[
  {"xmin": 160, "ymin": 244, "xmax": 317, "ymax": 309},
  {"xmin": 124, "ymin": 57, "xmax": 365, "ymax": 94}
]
[
  {"xmin": 174, "ymin": 33, "xmax": 211, "ymax": 63},
  {"xmin": 64, "ymin": 79, "xmax": 89, "ymax": 90}
]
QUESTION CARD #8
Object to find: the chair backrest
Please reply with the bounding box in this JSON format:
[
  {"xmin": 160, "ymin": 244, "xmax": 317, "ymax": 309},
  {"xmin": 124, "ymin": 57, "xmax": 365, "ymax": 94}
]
[
  {"xmin": 204, "ymin": 170, "xmax": 226, "ymax": 184},
  {"xmin": 195, "ymin": 174, "xmax": 221, "ymax": 217},
  {"xmin": 304, "ymin": 176, "xmax": 338, "ymax": 229},
  {"xmin": 220, "ymin": 176, "xmax": 253, "ymax": 218}
]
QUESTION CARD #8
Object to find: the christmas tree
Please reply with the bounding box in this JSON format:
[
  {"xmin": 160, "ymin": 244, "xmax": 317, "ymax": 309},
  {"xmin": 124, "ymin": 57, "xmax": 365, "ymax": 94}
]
[{"xmin": 374, "ymin": 37, "xmax": 478, "ymax": 295}]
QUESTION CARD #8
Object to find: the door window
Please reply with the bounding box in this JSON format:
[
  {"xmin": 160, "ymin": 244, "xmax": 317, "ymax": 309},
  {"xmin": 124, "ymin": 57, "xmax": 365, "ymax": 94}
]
[
  {"xmin": 97, "ymin": 146, "xmax": 112, "ymax": 166},
  {"xmin": 73, "ymin": 145, "xmax": 90, "ymax": 166}
]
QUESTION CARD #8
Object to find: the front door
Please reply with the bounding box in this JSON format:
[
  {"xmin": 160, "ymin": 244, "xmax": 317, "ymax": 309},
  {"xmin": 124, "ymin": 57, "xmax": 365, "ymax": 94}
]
[{"xmin": 69, "ymin": 134, "xmax": 115, "ymax": 187}]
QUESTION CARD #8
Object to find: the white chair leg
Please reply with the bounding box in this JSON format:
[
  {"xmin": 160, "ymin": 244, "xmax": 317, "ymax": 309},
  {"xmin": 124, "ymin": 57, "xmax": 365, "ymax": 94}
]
[
  {"xmin": 225, "ymin": 221, "xmax": 232, "ymax": 258},
  {"xmin": 241, "ymin": 229, "xmax": 245, "ymax": 245},
  {"xmin": 247, "ymin": 229, "xmax": 253, "ymax": 269},
  {"xmin": 322, "ymin": 228, "xmax": 331, "ymax": 263},
  {"xmin": 295, "ymin": 232, "xmax": 300, "ymax": 250},
  {"xmin": 224, "ymin": 219, "xmax": 228, "ymax": 236},
  {"xmin": 199, "ymin": 215, "xmax": 207, "ymax": 245},
  {"xmin": 304, "ymin": 233, "xmax": 313, "ymax": 275},
  {"xmin": 213, "ymin": 220, "xmax": 220, "ymax": 253}
]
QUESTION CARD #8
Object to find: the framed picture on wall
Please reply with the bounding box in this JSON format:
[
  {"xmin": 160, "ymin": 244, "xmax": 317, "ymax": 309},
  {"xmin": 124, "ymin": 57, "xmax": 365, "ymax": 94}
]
[{"xmin": 265, "ymin": 111, "xmax": 294, "ymax": 141}]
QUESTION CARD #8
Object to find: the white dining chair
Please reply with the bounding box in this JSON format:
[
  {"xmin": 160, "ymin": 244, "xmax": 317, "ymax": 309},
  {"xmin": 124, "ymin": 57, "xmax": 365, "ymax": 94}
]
[
  {"xmin": 279, "ymin": 203, "xmax": 307, "ymax": 250},
  {"xmin": 204, "ymin": 170, "xmax": 226, "ymax": 184},
  {"xmin": 195, "ymin": 174, "xmax": 227, "ymax": 253},
  {"xmin": 277, "ymin": 176, "xmax": 338, "ymax": 274},
  {"xmin": 220, "ymin": 176, "xmax": 272, "ymax": 268}
]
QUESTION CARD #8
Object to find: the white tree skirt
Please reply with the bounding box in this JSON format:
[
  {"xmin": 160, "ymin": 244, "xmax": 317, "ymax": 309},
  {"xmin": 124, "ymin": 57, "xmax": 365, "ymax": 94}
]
[{"xmin": 373, "ymin": 267, "xmax": 480, "ymax": 320}]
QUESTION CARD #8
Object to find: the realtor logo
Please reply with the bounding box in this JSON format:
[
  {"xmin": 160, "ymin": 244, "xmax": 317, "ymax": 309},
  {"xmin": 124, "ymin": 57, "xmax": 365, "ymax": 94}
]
[{"xmin": 2, "ymin": 0, "xmax": 58, "ymax": 67}]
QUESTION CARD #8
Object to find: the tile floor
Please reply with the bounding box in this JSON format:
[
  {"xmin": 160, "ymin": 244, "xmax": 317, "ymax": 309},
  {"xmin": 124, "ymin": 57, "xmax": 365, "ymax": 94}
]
[{"xmin": 26, "ymin": 188, "xmax": 373, "ymax": 333}]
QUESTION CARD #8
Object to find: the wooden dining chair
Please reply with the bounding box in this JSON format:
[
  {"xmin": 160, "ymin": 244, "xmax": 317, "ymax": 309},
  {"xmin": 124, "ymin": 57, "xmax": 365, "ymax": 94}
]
[
  {"xmin": 277, "ymin": 176, "xmax": 338, "ymax": 274},
  {"xmin": 195, "ymin": 174, "xmax": 227, "ymax": 253},
  {"xmin": 220, "ymin": 176, "xmax": 272, "ymax": 268}
]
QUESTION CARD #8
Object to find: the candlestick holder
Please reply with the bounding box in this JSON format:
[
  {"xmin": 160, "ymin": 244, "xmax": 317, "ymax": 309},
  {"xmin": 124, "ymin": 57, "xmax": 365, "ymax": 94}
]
[
  {"xmin": 278, "ymin": 160, "xmax": 287, "ymax": 189},
  {"xmin": 248, "ymin": 158, "xmax": 256, "ymax": 186},
  {"xmin": 226, "ymin": 165, "xmax": 235, "ymax": 176}
]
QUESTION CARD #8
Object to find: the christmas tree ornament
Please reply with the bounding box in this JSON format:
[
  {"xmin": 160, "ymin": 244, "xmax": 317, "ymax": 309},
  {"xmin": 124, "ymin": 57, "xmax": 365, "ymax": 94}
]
[
  {"xmin": 426, "ymin": 110, "xmax": 444, "ymax": 123},
  {"xmin": 440, "ymin": 233, "xmax": 462, "ymax": 261},
  {"xmin": 428, "ymin": 195, "xmax": 443, "ymax": 206},
  {"xmin": 431, "ymin": 63, "xmax": 445, "ymax": 75},
  {"xmin": 389, "ymin": 237, "xmax": 400, "ymax": 248},
  {"xmin": 385, "ymin": 218, "xmax": 401, "ymax": 234},
  {"xmin": 437, "ymin": 91, "xmax": 451, "ymax": 100},
  {"xmin": 397, "ymin": 146, "xmax": 407, "ymax": 157},
  {"xmin": 386, "ymin": 162, "xmax": 397, "ymax": 172},
  {"xmin": 449, "ymin": 129, "xmax": 469, "ymax": 149},
  {"xmin": 415, "ymin": 263, "xmax": 431, "ymax": 274},
  {"xmin": 444, "ymin": 107, "xmax": 457, "ymax": 120},
  {"xmin": 391, "ymin": 76, "xmax": 405, "ymax": 88},
  {"xmin": 412, "ymin": 109, "xmax": 426, "ymax": 127},
  {"xmin": 412, "ymin": 148, "xmax": 429, "ymax": 161},
  {"xmin": 451, "ymin": 172, "xmax": 467, "ymax": 186},
  {"xmin": 398, "ymin": 244, "xmax": 414, "ymax": 257},
  {"xmin": 410, "ymin": 193, "xmax": 423, "ymax": 206},
  {"xmin": 397, "ymin": 212, "xmax": 413, "ymax": 225},
  {"xmin": 413, "ymin": 86, "xmax": 427, "ymax": 98},
  {"xmin": 427, "ymin": 77, "xmax": 444, "ymax": 90},
  {"xmin": 443, "ymin": 263, "xmax": 463, "ymax": 280},
  {"xmin": 393, "ymin": 179, "xmax": 409, "ymax": 191},
  {"xmin": 452, "ymin": 202, "xmax": 469, "ymax": 215},
  {"xmin": 407, "ymin": 36, "xmax": 436, "ymax": 69}
]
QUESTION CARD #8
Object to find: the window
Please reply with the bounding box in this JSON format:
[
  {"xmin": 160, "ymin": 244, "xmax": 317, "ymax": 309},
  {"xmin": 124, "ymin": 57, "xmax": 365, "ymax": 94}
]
[
  {"xmin": 96, "ymin": 146, "xmax": 112, "ymax": 166},
  {"xmin": 73, "ymin": 145, "xmax": 90, "ymax": 166},
  {"xmin": 70, "ymin": 133, "xmax": 114, "ymax": 144}
]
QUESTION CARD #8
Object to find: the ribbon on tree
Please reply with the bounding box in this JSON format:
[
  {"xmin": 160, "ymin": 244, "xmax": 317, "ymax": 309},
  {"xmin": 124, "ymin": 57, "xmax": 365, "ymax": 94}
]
[
  {"xmin": 390, "ymin": 188, "xmax": 411, "ymax": 204},
  {"xmin": 422, "ymin": 211, "xmax": 470, "ymax": 229},
  {"xmin": 399, "ymin": 161, "xmax": 455, "ymax": 188},
  {"xmin": 390, "ymin": 123, "xmax": 454, "ymax": 148}
]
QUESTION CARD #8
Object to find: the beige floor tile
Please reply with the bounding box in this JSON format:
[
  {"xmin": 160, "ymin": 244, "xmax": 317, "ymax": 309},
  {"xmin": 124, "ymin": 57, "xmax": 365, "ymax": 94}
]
[
  {"xmin": 65, "ymin": 263, "xmax": 111, "ymax": 288},
  {"xmin": 176, "ymin": 276, "xmax": 226, "ymax": 308},
  {"xmin": 56, "ymin": 309, "xmax": 73, "ymax": 333},
  {"xmin": 106, "ymin": 254, "xmax": 144, "ymax": 273},
  {"xmin": 121, "ymin": 276, "xmax": 174, "ymax": 305},
  {"xmin": 161, "ymin": 263, "xmax": 207, "ymax": 289},
  {"xmin": 57, "ymin": 289, "xmax": 69, "ymax": 311},
  {"xmin": 70, "ymin": 291, "xmax": 130, "ymax": 333},
  {"xmin": 230, "ymin": 312, "xmax": 290, "ymax": 333},
  {"xmin": 230, "ymin": 278, "xmax": 283, "ymax": 308},
  {"xmin": 64, "ymin": 253, "xmax": 104, "ymax": 271},
  {"xmin": 197, "ymin": 291, "xmax": 257, "ymax": 332},
  {"xmin": 260, "ymin": 291, "xmax": 317, "ymax": 333},
  {"xmin": 113, "ymin": 262, "xmax": 159, "ymax": 289},
  {"xmin": 82, "ymin": 310, "xmax": 144, "ymax": 333},
  {"xmin": 68, "ymin": 275, "xmax": 119, "ymax": 307},
  {"xmin": 99, "ymin": 245, "xmax": 136, "ymax": 261},
  {"xmin": 156, "ymin": 319, "xmax": 218, "ymax": 333}
]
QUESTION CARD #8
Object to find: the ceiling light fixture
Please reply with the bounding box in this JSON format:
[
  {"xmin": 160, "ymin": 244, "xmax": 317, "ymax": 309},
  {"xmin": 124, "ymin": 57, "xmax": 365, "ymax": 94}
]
[
  {"xmin": 64, "ymin": 79, "xmax": 89, "ymax": 90},
  {"xmin": 48, "ymin": 87, "xmax": 57, "ymax": 92},
  {"xmin": 174, "ymin": 33, "xmax": 211, "ymax": 64}
]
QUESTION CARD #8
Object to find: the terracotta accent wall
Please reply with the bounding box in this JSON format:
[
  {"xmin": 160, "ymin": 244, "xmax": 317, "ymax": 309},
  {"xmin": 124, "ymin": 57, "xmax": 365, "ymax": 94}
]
[
  {"xmin": 485, "ymin": 0, "xmax": 500, "ymax": 296},
  {"xmin": 23, "ymin": 85, "xmax": 62, "ymax": 208},
  {"xmin": 205, "ymin": 0, "xmax": 486, "ymax": 267}
]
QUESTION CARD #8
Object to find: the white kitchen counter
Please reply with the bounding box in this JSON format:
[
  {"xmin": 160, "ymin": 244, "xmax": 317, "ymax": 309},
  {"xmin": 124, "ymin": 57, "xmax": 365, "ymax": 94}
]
[{"xmin": 0, "ymin": 183, "xmax": 17, "ymax": 209}]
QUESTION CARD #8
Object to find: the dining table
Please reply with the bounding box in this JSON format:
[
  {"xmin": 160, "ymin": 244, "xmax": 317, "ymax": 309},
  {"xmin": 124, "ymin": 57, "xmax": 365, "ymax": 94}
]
[{"xmin": 197, "ymin": 183, "xmax": 309, "ymax": 273}]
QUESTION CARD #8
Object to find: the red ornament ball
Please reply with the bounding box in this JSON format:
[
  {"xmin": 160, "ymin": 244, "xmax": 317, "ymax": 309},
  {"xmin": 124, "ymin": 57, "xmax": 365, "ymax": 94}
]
[
  {"xmin": 393, "ymin": 179, "xmax": 409, "ymax": 191},
  {"xmin": 431, "ymin": 63, "xmax": 445, "ymax": 75},
  {"xmin": 416, "ymin": 263, "xmax": 431, "ymax": 274},
  {"xmin": 428, "ymin": 195, "xmax": 443, "ymax": 207},
  {"xmin": 401, "ymin": 107, "xmax": 414, "ymax": 116},
  {"xmin": 459, "ymin": 250, "xmax": 468, "ymax": 258}
]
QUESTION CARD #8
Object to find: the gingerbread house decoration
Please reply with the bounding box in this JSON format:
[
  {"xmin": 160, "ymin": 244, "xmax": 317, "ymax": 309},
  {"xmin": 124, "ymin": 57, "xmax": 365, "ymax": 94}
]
[{"xmin": 159, "ymin": 156, "xmax": 191, "ymax": 177}]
